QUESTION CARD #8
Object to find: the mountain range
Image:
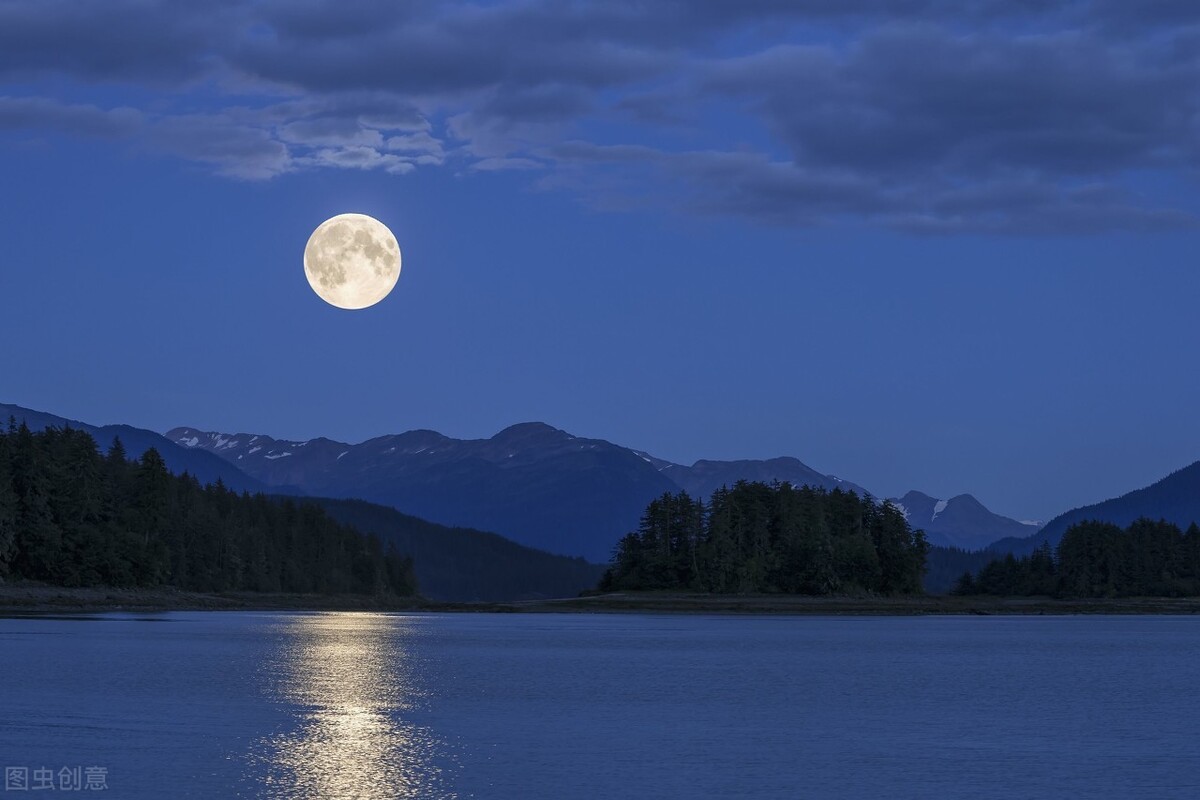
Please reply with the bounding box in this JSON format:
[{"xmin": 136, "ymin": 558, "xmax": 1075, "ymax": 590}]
[
  {"xmin": 22, "ymin": 399, "xmax": 1185, "ymax": 573},
  {"xmin": 0, "ymin": 403, "xmax": 266, "ymax": 494},
  {"xmin": 166, "ymin": 419, "xmax": 1034, "ymax": 560},
  {"xmin": 167, "ymin": 421, "xmax": 676, "ymax": 562},
  {"xmin": 889, "ymin": 491, "xmax": 1039, "ymax": 551},
  {"xmin": 989, "ymin": 461, "xmax": 1200, "ymax": 555},
  {"xmin": 0, "ymin": 402, "xmax": 602, "ymax": 601}
]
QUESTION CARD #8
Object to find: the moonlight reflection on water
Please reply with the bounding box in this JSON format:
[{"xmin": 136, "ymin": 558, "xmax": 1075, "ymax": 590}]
[
  {"xmin": 254, "ymin": 613, "xmax": 455, "ymax": 800},
  {"xmin": 4, "ymin": 613, "xmax": 1200, "ymax": 798}
]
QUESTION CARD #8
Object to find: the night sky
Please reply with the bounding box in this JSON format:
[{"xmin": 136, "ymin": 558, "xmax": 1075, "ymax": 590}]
[{"xmin": 2, "ymin": 1, "xmax": 1199, "ymax": 523}]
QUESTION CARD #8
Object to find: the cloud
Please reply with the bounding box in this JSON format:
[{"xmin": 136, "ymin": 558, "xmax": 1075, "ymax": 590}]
[
  {"xmin": 0, "ymin": 96, "xmax": 141, "ymax": 137},
  {"xmin": 0, "ymin": 1, "xmax": 237, "ymax": 84},
  {"xmin": 300, "ymin": 145, "xmax": 416, "ymax": 174},
  {"xmin": 147, "ymin": 104, "xmax": 441, "ymax": 179},
  {"xmin": 710, "ymin": 27, "xmax": 1199, "ymax": 178},
  {"xmin": 1, "ymin": 0, "xmax": 1198, "ymax": 231},
  {"xmin": 469, "ymin": 157, "xmax": 544, "ymax": 172},
  {"xmin": 385, "ymin": 131, "xmax": 445, "ymax": 165},
  {"xmin": 151, "ymin": 115, "xmax": 292, "ymax": 180},
  {"xmin": 549, "ymin": 142, "xmax": 1200, "ymax": 234}
]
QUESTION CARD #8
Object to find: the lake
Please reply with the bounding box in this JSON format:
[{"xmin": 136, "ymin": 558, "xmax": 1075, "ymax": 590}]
[{"xmin": 1, "ymin": 612, "xmax": 1198, "ymax": 799}]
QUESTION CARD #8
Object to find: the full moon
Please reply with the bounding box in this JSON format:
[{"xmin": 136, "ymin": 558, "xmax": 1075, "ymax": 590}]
[{"xmin": 303, "ymin": 213, "xmax": 401, "ymax": 310}]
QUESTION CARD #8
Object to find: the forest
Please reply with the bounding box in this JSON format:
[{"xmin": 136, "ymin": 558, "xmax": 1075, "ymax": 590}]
[
  {"xmin": 600, "ymin": 481, "xmax": 929, "ymax": 595},
  {"xmin": 955, "ymin": 519, "xmax": 1200, "ymax": 597},
  {"xmin": 0, "ymin": 422, "xmax": 416, "ymax": 596}
]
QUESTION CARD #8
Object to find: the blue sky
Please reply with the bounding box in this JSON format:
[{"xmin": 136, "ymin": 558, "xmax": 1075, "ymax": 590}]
[{"xmin": 2, "ymin": 0, "xmax": 1200, "ymax": 522}]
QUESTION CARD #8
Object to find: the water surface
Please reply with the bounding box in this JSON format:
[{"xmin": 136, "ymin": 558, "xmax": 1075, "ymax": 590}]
[{"xmin": 1, "ymin": 612, "xmax": 1197, "ymax": 798}]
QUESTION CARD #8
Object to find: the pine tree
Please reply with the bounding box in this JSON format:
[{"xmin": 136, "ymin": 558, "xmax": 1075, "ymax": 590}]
[
  {"xmin": 0, "ymin": 425, "xmax": 420, "ymax": 597},
  {"xmin": 603, "ymin": 482, "xmax": 929, "ymax": 595},
  {"xmin": 0, "ymin": 435, "xmax": 17, "ymax": 576},
  {"xmin": 952, "ymin": 571, "xmax": 977, "ymax": 595}
]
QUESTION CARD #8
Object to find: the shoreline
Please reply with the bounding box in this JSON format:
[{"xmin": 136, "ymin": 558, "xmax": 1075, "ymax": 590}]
[
  {"xmin": 505, "ymin": 592, "xmax": 1200, "ymax": 615},
  {"xmin": 3, "ymin": 585, "xmax": 1200, "ymax": 615},
  {"xmin": 0, "ymin": 585, "xmax": 433, "ymax": 614}
]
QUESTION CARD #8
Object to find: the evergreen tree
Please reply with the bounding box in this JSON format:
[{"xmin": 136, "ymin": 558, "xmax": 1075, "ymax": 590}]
[
  {"xmin": 0, "ymin": 425, "xmax": 418, "ymax": 597},
  {"xmin": 956, "ymin": 518, "xmax": 1200, "ymax": 598},
  {"xmin": 0, "ymin": 434, "xmax": 16, "ymax": 576},
  {"xmin": 602, "ymin": 481, "xmax": 928, "ymax": 595},
  {"xmin": 953, "ymin": 570, "xmax": 976, "ymax": 594}
]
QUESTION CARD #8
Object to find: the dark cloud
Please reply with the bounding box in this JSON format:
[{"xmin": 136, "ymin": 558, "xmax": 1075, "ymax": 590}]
[
  {"xmin": 720, "ymin": 27, "xmax": 1190, "ymax": 177},
  {"xmin": 693, "ymin": 23, "xmax": 1200, "ymax": 229},
  {"xmin": 0, "ymin": 96, "xmax": 141, "ymax": 137},
  {"xmin": 549, "ymin": 142, "xmax": 1200, "ymax": 234},
  {"xmin": 231, "ymin": 21, "xmax": 671, "ymax": 97},
  {"xmin": 0, "ymin": 1, "xmax": 237, "ymax": 84},
  {"xmin": 0, "ymin": 0, "xmax": 1197, "ymax": 231},
  {"xmin": 1089, "ymin": 0, "xmax": 1200, "ymax": 28},
  {"xmin": 251, "ymin": 0, "xmax": 435, "ymax": 41},
  {"xmin": 479, "ymin": 85, "xmax": 594, "ymax": 125},
  {"xmin": 710, "ymin": 27, "xmax": 1200, "ymax": 177}
]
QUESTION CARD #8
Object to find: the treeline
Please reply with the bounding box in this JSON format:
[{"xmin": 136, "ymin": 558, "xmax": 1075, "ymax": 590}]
[
  {"xmin": 0, "ymin": 423, "xmax": 416, "ymax": 596},
  {"xmin": 600, "ymin": 481, "xmax": 928, "ymax": 595},
  {"xmin": 955, "ymin": 519, "xmax": 1200, "ymax": 597}
]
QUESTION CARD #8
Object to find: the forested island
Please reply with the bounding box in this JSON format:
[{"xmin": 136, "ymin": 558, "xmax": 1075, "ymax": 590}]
[
  {"xmin": 600, "ymin": 482, "xmax": 929, "ymax": 594},
  {"xmin": 0, "ymin": 423, "xmax": 416, "ymax": 597},
  {"xmin": 601, "ymin": 481, "xmax": 1200, "ymax": 607},
  {"xmin": 955, "ymin": 519, "xmax": 1200, "ymax": 598}
]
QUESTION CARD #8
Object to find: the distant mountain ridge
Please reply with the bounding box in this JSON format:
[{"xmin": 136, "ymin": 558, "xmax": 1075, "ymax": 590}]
[
  {"xmin": 889, "ymin": 490, "xmax": 1039, "ymax": 551},
  {"xmin": 168, "ymin": 421, "xmax": 679, "ymax": 561},
  {"xmin": 168, "ymin": 420, "xmax": 1023, "ymax": 560},
  {"xmin": 663, "ymin": 457, "xmax": 870, "ymax": 501},
  {"xmin": 0, "ymin": 403, "xmax": 267, "ymax": 495},
  {"xmin": 1, "ymin": 402, "xmax": 604, "ymax": 600},
  {"xmin": 16, "ymin": 402, "xmax": 1200, "ymax": 597},
  {"xmin": 166, "ymin": 422, "xmax": 871, "ymax": 561},
  {"xmin": 0, "ymin": 400, "xmax": 1048, "ymax": 563},
  {"xmin": 990, "ymin": 461, "xmax": 1200, "ymax": 556}
]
